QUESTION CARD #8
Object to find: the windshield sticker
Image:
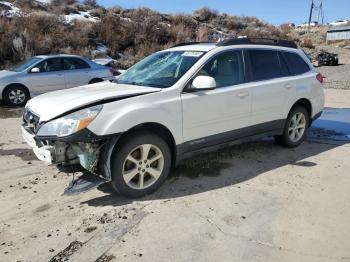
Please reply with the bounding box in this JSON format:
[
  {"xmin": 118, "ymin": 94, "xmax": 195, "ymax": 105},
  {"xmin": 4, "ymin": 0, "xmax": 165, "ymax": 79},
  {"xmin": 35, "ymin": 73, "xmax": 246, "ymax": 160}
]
[{"xmin": 182, "ymin": 51, "xmax": 204, "ymax": 57}]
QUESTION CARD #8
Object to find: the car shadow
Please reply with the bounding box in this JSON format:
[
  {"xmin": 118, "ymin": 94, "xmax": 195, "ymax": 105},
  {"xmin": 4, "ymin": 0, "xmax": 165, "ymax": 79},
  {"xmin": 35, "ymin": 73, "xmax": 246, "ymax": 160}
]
[
  {"xmin": 83, "ymin": 107, "xmax": 350, "ymax": 207},
  {"xmin": 82, "ymin": 138, "xmax": 347, "ymax": 207}
]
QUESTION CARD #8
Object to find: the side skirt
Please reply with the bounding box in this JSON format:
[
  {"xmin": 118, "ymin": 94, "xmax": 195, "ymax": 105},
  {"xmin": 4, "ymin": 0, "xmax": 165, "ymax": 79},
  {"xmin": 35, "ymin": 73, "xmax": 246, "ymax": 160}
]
[{"xmin": 176, "ymin": 120, "xmax": 285, "ymax": 165}]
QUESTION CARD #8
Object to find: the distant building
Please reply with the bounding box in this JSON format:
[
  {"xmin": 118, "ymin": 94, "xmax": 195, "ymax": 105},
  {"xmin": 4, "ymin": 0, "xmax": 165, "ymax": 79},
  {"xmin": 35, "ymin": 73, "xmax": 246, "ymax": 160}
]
[{"xmin": 327, "ymin": 26, "xmax": 350, "ymax": 41}]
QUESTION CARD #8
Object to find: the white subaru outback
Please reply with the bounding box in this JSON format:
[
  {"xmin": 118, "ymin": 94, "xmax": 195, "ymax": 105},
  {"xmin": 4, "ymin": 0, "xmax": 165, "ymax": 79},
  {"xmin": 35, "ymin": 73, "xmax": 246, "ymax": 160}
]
[{"xmin": 22, "ymin": 38, "xmax": 325, "ymax": 197}]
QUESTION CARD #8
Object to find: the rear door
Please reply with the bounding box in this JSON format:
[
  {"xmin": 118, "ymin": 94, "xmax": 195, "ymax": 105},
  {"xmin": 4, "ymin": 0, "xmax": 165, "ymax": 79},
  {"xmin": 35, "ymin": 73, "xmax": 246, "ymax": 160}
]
[
  {"xmin": 62, "ymin": 57, "xmax": 92, "ymax": 88},
  {"xmin": 247, "ymin": 49, "xmax": 290, "ymax": 129},
  {"xmin": 181, "ymin": 50, "xmax": 252, "ymax": 152},
  {"xmin": 28, "ymin": 58, "xmax": 66, "ymax": 94}
]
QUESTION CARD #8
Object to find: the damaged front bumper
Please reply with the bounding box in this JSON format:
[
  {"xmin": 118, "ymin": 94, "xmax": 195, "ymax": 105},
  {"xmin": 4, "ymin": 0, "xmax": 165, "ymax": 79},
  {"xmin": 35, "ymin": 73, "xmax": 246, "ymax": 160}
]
[{"xmin": 21, "ymin": 125, "xmax": 120, "ymax": 195}]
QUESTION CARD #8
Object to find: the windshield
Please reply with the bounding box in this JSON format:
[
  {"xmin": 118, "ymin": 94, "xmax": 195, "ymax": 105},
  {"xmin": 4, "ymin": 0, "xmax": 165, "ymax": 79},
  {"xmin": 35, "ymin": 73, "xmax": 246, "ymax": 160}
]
[
  {"xmin": 117, "ymin": 51, "xmax": 205, "ymax": 88},
  {"xmin": 12, "ymin": 57, "xmax": 42, "ymax": 72}
]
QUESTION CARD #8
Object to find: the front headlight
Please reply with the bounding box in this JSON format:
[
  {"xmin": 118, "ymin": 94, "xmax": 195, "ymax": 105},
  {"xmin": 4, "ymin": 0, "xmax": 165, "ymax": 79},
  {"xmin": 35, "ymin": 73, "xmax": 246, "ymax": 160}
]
[{"xmin": 37, "ymin": 105, "xmax": 103, "ymax": 137}]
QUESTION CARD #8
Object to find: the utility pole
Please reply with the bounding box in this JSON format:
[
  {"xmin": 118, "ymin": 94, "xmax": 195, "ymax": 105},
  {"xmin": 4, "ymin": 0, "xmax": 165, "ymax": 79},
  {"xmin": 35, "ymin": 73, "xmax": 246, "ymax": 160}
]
[
  {"xmin": 308, "ymin": 0, "xmax": 314, "ymax": 26},
  {"xmin": 316, "ymin": 0, "xmax": 324, "ymax": 25}
]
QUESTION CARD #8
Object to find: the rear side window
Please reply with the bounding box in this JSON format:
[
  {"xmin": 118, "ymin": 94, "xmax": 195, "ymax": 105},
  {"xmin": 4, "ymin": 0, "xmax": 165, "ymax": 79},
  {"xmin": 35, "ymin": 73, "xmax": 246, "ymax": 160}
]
[
  {"xmin": 63, "ymin": 58, "xmax": 90, "ymax": 70},
  {"xmin": 248, "ymin": 50, "xmax": 283, "ymax": 81},
  {"xmin": 282, "ymin": 52, "xmax": 310, "ymax": 75}
]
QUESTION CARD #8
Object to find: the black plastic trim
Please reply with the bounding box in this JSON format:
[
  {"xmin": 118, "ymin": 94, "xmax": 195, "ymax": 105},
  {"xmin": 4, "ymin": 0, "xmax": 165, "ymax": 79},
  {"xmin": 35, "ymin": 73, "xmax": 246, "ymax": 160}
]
[
  {"xmin": 217, "ymin": 38, "xmax": 298, "ymax": 49},
  {"xmin": 176, "ymin": 119, "xmax": 285, "ymax": 163}
]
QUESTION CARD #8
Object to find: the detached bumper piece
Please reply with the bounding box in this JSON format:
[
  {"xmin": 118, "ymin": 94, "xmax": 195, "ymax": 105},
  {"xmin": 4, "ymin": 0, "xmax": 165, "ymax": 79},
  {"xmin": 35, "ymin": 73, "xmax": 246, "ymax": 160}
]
[{"xmin": 63, "ymin": 173, "xmax": 108, "ymax": 196}]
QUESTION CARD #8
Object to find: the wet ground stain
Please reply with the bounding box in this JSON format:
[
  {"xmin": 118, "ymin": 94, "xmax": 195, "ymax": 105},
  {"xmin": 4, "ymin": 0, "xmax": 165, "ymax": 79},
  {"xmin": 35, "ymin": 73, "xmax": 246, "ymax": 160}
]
[
  {"xmin": 308, "ymin": 108, "xmax": 350, "ymax": 141},
  {"xmin": 292, "ymin": 161, "xmax": 317, "ymax": 167},
  {"xmin": 0, "ymin": 106, "xmax": 23, "ymax": 119},
  {"xmin": 0, "ymin": 148, "xmax": 36, "ymax": 161},
  {"xmin": 173, "ymin": 160, "xmax": 232, "ymax": 179}
]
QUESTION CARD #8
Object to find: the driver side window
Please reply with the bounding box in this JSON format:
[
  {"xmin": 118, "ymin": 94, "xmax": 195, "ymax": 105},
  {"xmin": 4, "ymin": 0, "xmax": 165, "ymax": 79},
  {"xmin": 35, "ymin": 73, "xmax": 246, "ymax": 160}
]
[
  {"xmin": 36, "ymin": 58, "xmax": 64, "ymax": 73},
  {"xmin": 197, "ymin": 50, "xmax": 244, "ymax": 88}
]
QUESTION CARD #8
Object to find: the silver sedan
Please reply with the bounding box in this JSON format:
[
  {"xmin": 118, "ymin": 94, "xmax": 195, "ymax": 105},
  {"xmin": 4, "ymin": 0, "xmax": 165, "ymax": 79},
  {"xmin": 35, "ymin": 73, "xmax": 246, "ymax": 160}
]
[{"xmin": 0, "ymin": 54, "xmax": 114, "ymax": 106}]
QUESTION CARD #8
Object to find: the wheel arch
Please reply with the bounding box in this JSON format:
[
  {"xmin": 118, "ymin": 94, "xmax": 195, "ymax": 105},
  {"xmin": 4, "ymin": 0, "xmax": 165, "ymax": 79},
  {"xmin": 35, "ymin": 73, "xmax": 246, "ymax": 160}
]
[
  {"xmin": 291, "ymin": 98, "xmax": 312, "ymax": 126},
  {"xmin": 89, "ymin": 78, "xmax": 103, "ymax": 84},
  {"xmin": 119, "ymin": 122, "xmax": 178, "ymax": 167},
  {"xmin": 2, "ymin": 83, "xmax": 30, "ymax": 98}
]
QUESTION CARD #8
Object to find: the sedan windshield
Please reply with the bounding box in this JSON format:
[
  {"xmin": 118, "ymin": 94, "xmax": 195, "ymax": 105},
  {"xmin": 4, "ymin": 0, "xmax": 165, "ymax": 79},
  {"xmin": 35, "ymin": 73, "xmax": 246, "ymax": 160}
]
[
  {"xmin": 117, "ymin": 51, "xmax": 205, "ymax": 88},
  {"xmin": 12, "ymin": 57, "xmax": 42, "ymax": 72}
]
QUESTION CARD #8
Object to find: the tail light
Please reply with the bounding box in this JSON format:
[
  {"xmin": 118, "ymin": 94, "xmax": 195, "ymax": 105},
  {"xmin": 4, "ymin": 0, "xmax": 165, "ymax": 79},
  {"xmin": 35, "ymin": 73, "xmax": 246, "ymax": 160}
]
[{"xmin": 316, "ymin": 73, "xmax": 324, "ymax": 84}]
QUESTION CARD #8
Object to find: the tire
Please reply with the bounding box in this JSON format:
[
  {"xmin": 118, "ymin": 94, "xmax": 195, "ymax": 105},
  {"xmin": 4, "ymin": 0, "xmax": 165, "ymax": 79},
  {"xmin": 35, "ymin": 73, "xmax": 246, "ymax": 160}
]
[
  {"xmin": 89, "ymin": 78, "xmax": 103, "ymax": 84},
  {"xmin": 3, "ymin": 85, "xmax": 29, "ymax": 107},
  {"xmin": 274, "ymin": 106, "xmax": 310, "ymax": 148},
  {"xmin": 110, "ymin": 131, "xmax": 172, "ymax": 198}
]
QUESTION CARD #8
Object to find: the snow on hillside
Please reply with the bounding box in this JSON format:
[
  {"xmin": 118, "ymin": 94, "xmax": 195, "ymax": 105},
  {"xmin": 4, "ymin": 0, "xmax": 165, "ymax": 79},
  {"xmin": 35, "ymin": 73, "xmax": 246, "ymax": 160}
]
[
  {"xmin": 0, "ymin": 1, "xmax": 21, "ymax": 17},
  {"xmin": 35, "ymin": 0, "xmax": 52, "ymax": 3},
  {"xmin": 63, "ymin": 11, "xmax": 99, "ymax": 23}
]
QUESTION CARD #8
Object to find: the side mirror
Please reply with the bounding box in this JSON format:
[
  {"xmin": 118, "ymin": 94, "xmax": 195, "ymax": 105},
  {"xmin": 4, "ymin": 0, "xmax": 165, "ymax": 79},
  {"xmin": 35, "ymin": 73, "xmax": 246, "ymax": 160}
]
[
  {"xmin": 191, "ymin": 76, "xmax": 216, "ymax": 91},
  {"xmin": 30, "ymin": 67, "xmax": 40, "ymax": 73}
]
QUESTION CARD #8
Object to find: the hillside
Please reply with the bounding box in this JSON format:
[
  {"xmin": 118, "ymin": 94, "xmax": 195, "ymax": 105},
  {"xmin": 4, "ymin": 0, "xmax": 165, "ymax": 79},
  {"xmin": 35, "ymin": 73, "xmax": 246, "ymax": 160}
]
[{"xmin": 0, "ymin": 0, "xmax": 326, "ymax": 69}]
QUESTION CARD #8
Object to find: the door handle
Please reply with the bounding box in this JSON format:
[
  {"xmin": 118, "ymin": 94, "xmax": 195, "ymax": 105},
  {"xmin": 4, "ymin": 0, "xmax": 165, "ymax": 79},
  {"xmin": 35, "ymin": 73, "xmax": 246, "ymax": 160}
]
[
  {"xmin": 285, "ymin": 84, "xmax": 293, "ymax": 90},
  {"xmin": 237, "ymin": 92, "xmax": 249, "ymax": 98}
]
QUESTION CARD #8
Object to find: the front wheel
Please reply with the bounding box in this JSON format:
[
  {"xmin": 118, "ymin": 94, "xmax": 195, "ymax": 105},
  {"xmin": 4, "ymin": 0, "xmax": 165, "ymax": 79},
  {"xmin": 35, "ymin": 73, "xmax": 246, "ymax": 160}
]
[
  {"xmin": 274, "ymin": 106, "xmax": 309, "ymax": 148},
  {"xmin": 3, "ymin": 85, "xmax": 29, "ymax": 106},
  {"xmin": 111, "ymin": 131, "xmax": 172, "ymax": 198}
]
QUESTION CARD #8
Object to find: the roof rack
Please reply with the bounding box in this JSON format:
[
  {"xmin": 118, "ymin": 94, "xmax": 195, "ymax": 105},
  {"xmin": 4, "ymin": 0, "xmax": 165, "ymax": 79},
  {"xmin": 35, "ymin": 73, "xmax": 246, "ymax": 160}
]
[
  {"xmin": 216, "ymin": 38, "xmax": 298, "ymax": 49},
  {"xmin": 171, "ymin": 42, "xmax": 214, "ymax": 48}
]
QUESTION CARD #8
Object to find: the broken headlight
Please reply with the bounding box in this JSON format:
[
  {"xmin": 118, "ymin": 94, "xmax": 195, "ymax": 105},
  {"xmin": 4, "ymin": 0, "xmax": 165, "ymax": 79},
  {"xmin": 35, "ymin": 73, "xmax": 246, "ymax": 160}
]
[{"xmin": 37, "ymin": 105, "xmax": 103, "ymax": 137}]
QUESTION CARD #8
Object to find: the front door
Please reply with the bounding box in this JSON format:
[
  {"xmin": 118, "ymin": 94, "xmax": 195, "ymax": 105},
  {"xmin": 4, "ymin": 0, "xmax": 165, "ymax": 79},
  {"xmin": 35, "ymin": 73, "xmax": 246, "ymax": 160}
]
[
  {"xmin": 181, "ymin": 50, "xmax": 252, "ymax": 153},
  {"xmin": 29, "ymin": 58, "xmax": 66, "ymax": 95}
]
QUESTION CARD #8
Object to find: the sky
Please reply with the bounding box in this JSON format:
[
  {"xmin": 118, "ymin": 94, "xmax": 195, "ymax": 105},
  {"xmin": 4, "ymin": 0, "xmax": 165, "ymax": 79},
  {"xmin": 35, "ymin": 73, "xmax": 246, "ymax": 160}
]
[{"xmin": 97, "ymin": 0, "xmax": 350, "ymax": 25}]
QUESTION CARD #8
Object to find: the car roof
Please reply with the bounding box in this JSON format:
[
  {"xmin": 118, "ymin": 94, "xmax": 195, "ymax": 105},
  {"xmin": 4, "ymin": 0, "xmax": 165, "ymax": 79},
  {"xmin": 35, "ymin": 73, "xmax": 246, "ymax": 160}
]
[
  {"xmin": 165, "ymin": 43, "xmax": 217, "ymax": 52},
  {"xmin": 35, "ymin": 54, "xmax": 85, "ymax": 59}
]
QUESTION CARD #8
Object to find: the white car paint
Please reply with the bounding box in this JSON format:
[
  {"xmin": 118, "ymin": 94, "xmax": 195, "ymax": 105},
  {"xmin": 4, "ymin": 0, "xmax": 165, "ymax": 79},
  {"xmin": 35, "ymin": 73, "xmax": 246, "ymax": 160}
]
[{"xmin": 23, "ymin": 43, "xmax": 324, "ymax": 161}]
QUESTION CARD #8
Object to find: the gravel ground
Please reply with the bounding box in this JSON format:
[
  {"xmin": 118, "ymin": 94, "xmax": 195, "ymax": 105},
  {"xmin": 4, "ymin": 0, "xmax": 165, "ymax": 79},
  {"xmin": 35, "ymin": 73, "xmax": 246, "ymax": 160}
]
[{"xmin": 318, "ymin": 64, "xmax": 350, "ymax": 90}]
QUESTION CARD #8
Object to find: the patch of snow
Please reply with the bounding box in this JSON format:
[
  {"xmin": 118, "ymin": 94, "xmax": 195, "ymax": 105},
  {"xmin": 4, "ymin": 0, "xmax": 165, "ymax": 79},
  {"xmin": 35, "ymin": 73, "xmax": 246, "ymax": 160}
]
[
  {"xmin": 0, "ymin": 1, "xmax": 22, "ymax": 17},
  {"xmin": 93, "ymin": 57, "xmax": 115, "ymax": 66},
  {"xmin": 62, "ymin": 11, "xmax": 99, "ymax": 24},
  {"xmin": 35, "ymin": 0, "xmax": 52, "ymax": 4},
  {"xmin": 92, "ymin": 42, "xmax": 109, "ymax": 55},
  {"xmin": 120, "ymin": 17, "xmax": 132, "ymax": 22}
]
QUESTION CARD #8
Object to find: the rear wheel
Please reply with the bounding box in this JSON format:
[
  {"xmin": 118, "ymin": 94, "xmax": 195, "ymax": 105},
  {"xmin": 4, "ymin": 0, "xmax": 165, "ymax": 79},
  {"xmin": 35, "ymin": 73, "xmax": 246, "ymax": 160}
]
[
  {"xmin": 274, "ymin": 106, "xmax": 309, "ymax": 148},
  {"xmin": 3, "ymin": 85, "xmax": 29, "ymax": 106},
  {"xmin": 111, "ymin": 131, "xmax": 172, "ymax": 198}
]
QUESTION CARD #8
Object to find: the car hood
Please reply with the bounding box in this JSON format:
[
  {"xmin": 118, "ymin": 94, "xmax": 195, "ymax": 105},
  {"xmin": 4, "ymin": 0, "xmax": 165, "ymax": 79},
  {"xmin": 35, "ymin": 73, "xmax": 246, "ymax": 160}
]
[
  {"xmin": 0, "ymin": 70, "xmax": 18, "ymax": 80},
  {"xmin": 27, "ymin": 81, "xmax": 160, "ymax": 122}
]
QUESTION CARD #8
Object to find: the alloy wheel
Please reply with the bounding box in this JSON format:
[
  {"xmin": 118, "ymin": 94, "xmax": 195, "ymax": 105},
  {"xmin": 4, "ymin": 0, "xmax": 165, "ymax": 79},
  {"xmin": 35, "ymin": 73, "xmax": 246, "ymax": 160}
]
[
  {"xmin": 288, "ymin": 112, "xmax": 306, "ymax": 142},
  {"xmin": 9, "ymin": 89, "xmax": 26, "ymax": 105},
  {"xmin": 122, "ymin": 144, "xmax": 164, "ymax": 190}
]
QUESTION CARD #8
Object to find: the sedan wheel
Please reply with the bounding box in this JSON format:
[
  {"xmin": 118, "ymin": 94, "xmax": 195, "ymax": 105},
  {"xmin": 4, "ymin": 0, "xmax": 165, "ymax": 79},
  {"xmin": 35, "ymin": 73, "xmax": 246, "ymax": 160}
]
[
  {"xmin": 4, "ymin": 86, "xmax": 29, "ymax": 106},
  {"xmin": 9, "ymin": 89, "xmax": 26, "ymax": 105}
]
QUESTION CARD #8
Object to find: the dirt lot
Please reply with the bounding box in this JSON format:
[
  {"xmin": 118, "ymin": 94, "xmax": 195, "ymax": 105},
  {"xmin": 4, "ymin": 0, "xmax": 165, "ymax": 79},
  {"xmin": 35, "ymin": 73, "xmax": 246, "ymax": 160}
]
[{"xmin": 1, "ymin": 68, "xmax": 350, "ymax": 262}]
